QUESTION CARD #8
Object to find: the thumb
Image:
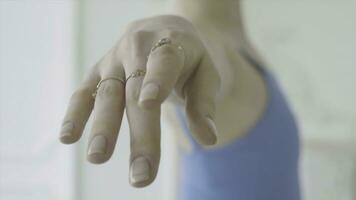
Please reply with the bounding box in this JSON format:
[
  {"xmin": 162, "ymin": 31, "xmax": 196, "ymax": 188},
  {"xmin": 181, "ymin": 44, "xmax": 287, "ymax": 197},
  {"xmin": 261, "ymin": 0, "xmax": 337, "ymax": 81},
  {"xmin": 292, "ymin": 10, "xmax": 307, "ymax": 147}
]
[{"xmin": 184, "ymin": 53, "xmax": 220, "ymax": 145}]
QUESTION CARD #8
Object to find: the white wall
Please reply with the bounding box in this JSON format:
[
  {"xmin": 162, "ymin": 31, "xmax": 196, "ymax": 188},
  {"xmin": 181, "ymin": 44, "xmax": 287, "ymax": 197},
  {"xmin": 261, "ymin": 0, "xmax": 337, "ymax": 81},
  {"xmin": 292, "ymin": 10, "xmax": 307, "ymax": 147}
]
[
  {"xmin": 245, "ymin": 0, "xmax": 356, "ymax": 141},
  {"xmin": 0, "ymin": 1, "xmax": 77, "ymax": 200}
]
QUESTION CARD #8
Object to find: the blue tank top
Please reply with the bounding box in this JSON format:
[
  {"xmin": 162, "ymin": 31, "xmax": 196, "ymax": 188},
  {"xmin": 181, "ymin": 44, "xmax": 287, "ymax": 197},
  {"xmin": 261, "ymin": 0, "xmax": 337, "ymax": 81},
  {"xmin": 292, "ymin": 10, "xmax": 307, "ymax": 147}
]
[{"xmin": 176, "ymin": 53, "xmax": 301, "ymax": 200}]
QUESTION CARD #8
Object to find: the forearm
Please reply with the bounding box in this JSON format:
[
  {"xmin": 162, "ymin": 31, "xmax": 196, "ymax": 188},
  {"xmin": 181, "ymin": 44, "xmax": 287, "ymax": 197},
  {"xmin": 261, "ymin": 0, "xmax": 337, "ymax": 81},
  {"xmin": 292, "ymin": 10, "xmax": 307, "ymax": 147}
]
[
  {"xmin": 170, "ymin": 0, "xmax": 245, "ymax": 40},
  {"xmin": 169, "ymin": 0, "xmax": 264, "ymax": 100}
]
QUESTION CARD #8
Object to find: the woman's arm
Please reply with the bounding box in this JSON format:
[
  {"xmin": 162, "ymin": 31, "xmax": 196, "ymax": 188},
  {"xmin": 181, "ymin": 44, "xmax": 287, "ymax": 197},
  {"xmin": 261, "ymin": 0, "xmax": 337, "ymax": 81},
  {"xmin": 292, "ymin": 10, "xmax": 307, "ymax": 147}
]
[{"xmin": 173, "ymin": 0, "xmax": 246, "ymax": 40}]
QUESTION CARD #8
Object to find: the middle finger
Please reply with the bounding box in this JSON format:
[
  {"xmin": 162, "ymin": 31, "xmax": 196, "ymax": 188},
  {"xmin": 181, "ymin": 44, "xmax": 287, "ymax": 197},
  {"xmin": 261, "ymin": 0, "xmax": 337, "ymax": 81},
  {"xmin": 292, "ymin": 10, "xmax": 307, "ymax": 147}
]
[{"xmin": 87, "ymin": 51, "xmax": 126, "ymax": 164}]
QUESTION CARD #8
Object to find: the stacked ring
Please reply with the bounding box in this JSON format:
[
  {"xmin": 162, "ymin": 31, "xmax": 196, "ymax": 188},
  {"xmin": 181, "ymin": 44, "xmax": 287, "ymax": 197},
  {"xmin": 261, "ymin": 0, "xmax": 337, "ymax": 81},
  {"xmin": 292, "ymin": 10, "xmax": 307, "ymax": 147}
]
[
  {"xmin": 92, "ymin": 77, "xmax": 125, "ymax": 98},
  {"xmin": 125, "ymin": 69, "xmax": 146, "ymax": 82},
  {"xmin": 92, "ymin": 37, "xmax": 184, "ymax": 99},
  {"xmin": 150, "ymin": 37, "xmax": 184, "ymax": 53}
]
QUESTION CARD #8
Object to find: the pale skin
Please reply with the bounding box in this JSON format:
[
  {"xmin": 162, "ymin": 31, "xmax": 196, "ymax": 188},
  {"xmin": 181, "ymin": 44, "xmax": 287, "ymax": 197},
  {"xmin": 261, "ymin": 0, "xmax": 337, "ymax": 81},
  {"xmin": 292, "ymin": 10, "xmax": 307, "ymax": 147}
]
[{"xmin": 59, "ymin": 0, "xmax": 267, "ymax": 188}]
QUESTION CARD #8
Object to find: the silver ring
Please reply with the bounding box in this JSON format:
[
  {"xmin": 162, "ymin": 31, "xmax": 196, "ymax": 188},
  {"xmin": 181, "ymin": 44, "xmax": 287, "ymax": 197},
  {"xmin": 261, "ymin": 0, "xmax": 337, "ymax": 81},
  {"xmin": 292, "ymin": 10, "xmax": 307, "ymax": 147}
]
[
  {"xmin": 92, "ymin": 77, "xmax": 125, "ymax": 98},
  {"xmin": 125, "ymin": 69, "xmax": 146, "ymax": 82}
]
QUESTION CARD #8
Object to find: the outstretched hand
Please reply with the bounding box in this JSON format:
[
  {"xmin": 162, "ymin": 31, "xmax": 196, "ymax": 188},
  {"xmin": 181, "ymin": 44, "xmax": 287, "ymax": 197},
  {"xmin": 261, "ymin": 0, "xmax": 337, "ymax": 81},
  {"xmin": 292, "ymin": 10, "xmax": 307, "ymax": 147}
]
[{"xmin": 59, "ymin": 15, "xmax": 220, "ymax": 187}]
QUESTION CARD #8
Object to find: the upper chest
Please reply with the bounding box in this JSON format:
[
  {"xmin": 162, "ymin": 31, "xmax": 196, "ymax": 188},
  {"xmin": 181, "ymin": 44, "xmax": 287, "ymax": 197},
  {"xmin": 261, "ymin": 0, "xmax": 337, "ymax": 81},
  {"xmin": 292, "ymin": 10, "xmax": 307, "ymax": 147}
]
[{"xmin": 207, "ymin": 48, "xmax": 269, "ymax": 148}]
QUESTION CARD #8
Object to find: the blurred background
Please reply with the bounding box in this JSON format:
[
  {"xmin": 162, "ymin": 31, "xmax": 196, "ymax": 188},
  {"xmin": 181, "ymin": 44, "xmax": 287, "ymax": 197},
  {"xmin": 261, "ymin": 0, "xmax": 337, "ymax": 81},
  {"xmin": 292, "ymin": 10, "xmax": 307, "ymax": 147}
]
[{"xmin": 0, "ymin": 0, "xmax": 355, "ymax": 200}]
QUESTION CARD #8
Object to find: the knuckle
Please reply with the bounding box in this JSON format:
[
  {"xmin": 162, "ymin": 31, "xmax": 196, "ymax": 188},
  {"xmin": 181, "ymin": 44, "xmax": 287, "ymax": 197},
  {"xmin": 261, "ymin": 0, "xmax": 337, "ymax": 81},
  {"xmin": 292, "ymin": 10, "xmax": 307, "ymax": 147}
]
[
  {"xmin": 214, "ymin": 72, "xmax": 221, "ymax": 89},
  {"xmin": 97, "ymin": 82, "xmax": 120, "ymax": 98},
  {"xmin": 126, "ymin": 85, "xmax": 140, "ymax": 102},
  {"xmin": 126, "ymin": 30, "xmax": 151, "ymax": 43},
  {"xmin": 121, "ymin": 29, "xmax": 152, "ymax": 57},
  {"xmin": 71, "ymin": 86, "xmax": 93, "ymax": 100},
  {"xmin": 161, "ymin": 29, "xmax": 187, "ymax": 38},
  {"xmin": 130, "ymin": 140, "xmax": 160, "ymax": 159},
  {"xmin": 122, "ymin": 19, "xmax": 141, "ymax": 33},
  {"xmin": 132, "ymin": 30, "xmax": 150, "ymax": 38},
  {"xmin": 153, "ymin": 45, "xmax": 177, "ymax": 57}
]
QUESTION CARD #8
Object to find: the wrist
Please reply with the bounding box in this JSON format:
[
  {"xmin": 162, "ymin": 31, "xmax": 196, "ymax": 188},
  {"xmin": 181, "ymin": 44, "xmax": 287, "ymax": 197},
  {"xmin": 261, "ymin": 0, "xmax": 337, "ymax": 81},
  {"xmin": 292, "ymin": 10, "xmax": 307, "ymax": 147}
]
[
  {"xmin": 171, "ymin": 1, "xmax": 243, "ymax": 33},
  {"xmin": 169, "ymin": 0, "xmax": 248, "ymax": 49}
]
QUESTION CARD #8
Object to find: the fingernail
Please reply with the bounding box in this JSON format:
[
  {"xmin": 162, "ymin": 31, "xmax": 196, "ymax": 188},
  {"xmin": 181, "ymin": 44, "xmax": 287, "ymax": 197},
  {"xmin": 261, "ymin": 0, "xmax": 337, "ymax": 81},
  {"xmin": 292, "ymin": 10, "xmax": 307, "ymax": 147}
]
[
  {"xmin": 205, "ymin": 117, "xmax": 218, "ymax": 145},
  {"xmin": 139, "ymin": 83, "xmax": 159, "ymax": 103},
  {"xmin": 87, "ymin": 135, "xmax": 107, "ymax": 156},
  {"xmin": 130, "ymin": 157, "xmax": 151, "ymax": 185},
  {"xmin": 60, "ymin": 122, "xmax": 74, "ymax": 138}
]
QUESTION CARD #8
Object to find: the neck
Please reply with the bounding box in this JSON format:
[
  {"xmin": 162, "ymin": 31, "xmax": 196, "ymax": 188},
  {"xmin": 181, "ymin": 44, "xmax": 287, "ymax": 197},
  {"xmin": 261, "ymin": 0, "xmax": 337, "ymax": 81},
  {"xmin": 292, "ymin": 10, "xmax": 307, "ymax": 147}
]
[{"xmin": 171, "ymin": 0, "xmax": 246, "ymax": 38}]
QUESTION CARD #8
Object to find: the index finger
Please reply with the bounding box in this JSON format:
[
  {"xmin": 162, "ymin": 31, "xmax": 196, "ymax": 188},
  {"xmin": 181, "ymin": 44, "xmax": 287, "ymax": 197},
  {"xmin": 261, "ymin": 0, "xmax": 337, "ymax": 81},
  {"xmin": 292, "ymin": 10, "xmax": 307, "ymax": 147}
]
[{"xmin": 59, "ymin": 67, "xmax": 100, "ymax": 144}]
